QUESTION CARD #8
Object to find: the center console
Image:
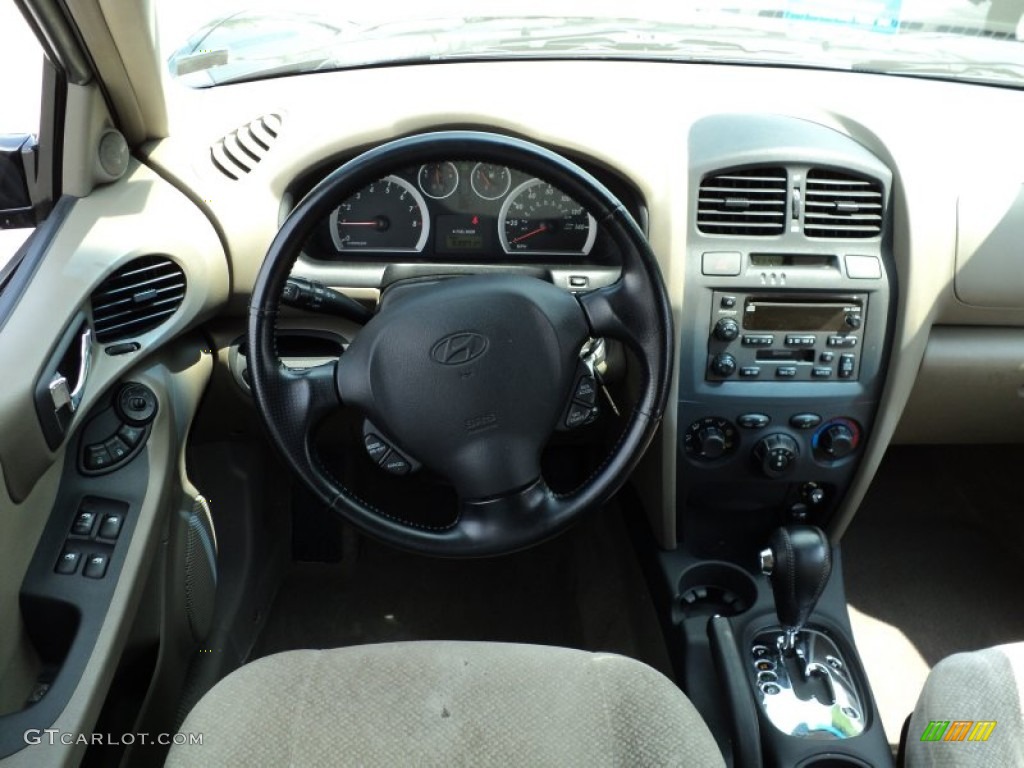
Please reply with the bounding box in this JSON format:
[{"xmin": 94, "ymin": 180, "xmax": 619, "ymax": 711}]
[{"xmin": 655, "ymin": 114, "xmax": 898, "ymax": 767}]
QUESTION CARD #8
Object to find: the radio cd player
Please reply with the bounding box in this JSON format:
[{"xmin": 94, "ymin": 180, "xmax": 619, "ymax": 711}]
[{"xmin": 706, "ymin": 291, "xmax": 868, "ymax": 382}]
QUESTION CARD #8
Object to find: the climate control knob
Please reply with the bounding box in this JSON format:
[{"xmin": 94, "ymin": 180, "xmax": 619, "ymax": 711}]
[
  {"xmin": 713, "ymin": 318, "xmax": 740, "ymax": 342},
  {"xmin": 710, "ymin": 353, "xmax": 737, "ymax": 377},
  {"xmin": 819, "ymin": 424, "xmax": 856, "ymax": 459},
  {"xmin": 684, "ymin": 417, "xmax": 738, "ymax": 461},
  {"xmin": 753, "ymin": 433, "xmax": 800, "ymax": 478}
]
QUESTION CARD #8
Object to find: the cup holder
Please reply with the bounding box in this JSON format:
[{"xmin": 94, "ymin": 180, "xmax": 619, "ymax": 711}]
[
  {"xmin": 797, "ymin": 757, "xmax": 872, "ymax": 768},
  {"xmin": 676, "ymin": 561, "xmax": 758, "ymax": 618}
]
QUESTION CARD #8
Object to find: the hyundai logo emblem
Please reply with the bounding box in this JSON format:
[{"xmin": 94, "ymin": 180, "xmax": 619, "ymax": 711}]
[{"xmin": 431, "ymin": 332, "xmax": 489, "ymax": 366}]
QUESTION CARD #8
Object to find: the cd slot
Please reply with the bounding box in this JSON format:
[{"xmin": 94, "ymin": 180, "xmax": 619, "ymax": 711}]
[{"xmin": 755, "ymin": 349, "xmax": 815, "ymax": 363}]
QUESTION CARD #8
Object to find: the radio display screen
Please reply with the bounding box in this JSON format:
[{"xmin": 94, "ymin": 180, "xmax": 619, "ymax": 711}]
[{"xmin": 743, "ymin": 299, "xmax": 859, "ymax": 331}]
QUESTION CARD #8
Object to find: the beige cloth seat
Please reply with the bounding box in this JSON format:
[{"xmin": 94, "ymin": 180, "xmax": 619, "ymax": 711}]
[
  {"xmin": 904, "ymin": 642, "xmax": 1024, "ymax": 767},
  {"xmin": 166, "ymin": 641, "xmax": 725, "ymax": 767}
]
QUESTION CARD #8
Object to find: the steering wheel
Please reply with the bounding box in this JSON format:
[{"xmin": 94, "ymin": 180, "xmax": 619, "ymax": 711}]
[{"xmin": 248, "ymin": 131, "xmax": 673, "ymax": 557}]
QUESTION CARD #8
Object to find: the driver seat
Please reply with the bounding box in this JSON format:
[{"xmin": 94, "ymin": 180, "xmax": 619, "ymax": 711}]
[{"xmin": 165, "ymin": 641, "xmax": 725, "ymax": 767}]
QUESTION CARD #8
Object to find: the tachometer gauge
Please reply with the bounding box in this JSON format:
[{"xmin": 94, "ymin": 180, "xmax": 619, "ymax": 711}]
[
  {"xmin": 470, "ymin": 162, "xmax": 511, "ymax": 200},
  {"xmin": 330, "ymin": 176, "xmax": 429, "ymax": 253},
  {"xmin": 417, "ymin": 161, "xmax": 459, "ymax": 200},
  {"xmin": 498, "ymin": 179, "xmax": 597, "ymax": 256}
]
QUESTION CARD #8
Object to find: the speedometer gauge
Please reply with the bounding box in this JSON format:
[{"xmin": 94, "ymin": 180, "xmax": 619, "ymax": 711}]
[
  {"xmin": 330, "ymin": 175, "xmax": 429, "ymax": 253},
  {"xmin": 498, "ymin": 179, "xmax": 596, "ymax": 256}
]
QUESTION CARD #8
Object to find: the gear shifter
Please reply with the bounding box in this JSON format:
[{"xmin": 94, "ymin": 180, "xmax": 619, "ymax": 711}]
[{"xmin": 759, "ymin": 525, "xmax": 831, "ymax": 652}]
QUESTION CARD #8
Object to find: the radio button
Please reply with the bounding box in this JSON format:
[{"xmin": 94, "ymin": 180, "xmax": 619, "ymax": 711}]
[
  {"xmin": 713, "ymin": 318, "xmax": 740, "ymax": 342},
  {"xmin": 739, "ymin": 366, "xmax": 761, "ymax": 379},
  {"xmin": 790, "ymin": 413, "xmax": 822, "ymax": 429},
  {"xmin": 738, "ymin": 413, "xmax": 771, "ymax": 429},
  {"xmin": 812, "ymin": 367, "xmax": 833, "ymax": 379},
  {"xmin": 838, "ymin": 354, "xmax": 856, "ymax": 379},
  {"xmin": 819, "ymin": 352, "xmax": 835, "ymax": 363},
  {"xmin": 775, "ymin": 366, "xmax": 798, "ymax": 378},
  {"xmin": 720, "ymin": 296, "xmax": 737, "ymax": 309},
  {"xmin": 742, "ymin": 335, "xmax": 775, "ymax": 347},
  {"xmin": 785, "ymin": 335, "xmax": 817, "ymax": 347},
  {"xmin": 828, "ymin": 335, "xmax": 858, "ymax": 348},
  {"xmin": 710, "ymin": 353, "xmax": 737, "ymax": 377}
]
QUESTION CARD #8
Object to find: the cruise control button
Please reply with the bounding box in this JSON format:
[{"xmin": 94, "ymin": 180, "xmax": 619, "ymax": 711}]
[
  {"xmin": 364, "ymin": 434, "xmax": 390, "ymax": 463},
  {"xmin": 565, "ymin": 402, "xmax": 593, "ymax": 429},
  {"xmin": 98, "ymin": 514, "xmax": 124, "ymax": 540},
  {"xmin": 55, "ymin": 550, "xmax": 82, "ymax": 575},
  {"xmin": 72, "ymin": 511, "xmax": 97, "ymax": 536},
  {"xmin": 574, "ymin": 375, "xmax": 597, "ymax": 406},
  {"xmin": 381, "ymin": 454, "xmax": 411, "ymax": 476},
  {"xmin": 84, "ymin": 444, "xmax": 114, "ymax": 471},
  {"xmin": 790, "ymin": 413, "xmax": 822, "ymax": 429},
  {"xmin": 83, "ymin": 553, "xmax": 109, "ymax": 579}
]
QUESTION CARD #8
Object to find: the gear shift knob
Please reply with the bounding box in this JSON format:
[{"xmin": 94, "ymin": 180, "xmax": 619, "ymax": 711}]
[{"xmin": 759, "ymin": 525, "xmax": 832, "ymax": 650}]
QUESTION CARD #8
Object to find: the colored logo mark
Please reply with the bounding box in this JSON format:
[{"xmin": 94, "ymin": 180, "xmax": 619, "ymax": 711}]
[{"xmin": 920, "ymin": 720, "xmax": 997, "ymax": 742}]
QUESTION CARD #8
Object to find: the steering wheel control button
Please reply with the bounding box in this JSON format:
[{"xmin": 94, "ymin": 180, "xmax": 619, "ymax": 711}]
[
  {"xmin": 789, "ymin": 414, "xmax": 822, "ymax": 430},
  {"xmin": 116, "ymin": 383, "xmax": 158, "ymax": 426},
  {"xmin": 573, "ymin": 375, "xmax": 597, "ymax": 406},
  {"xmin": 55, "ymin": 549, "xmax": 82, "ymax": 575},
  {"xmin": 565, "ymin": 402, "xmax": 596, "ymax": 429},
  {"xmin": 364, "ymin": 434, "xmax": 390, "ymax": 463},
  {"xmin": 381, "ymin": 454, "xmax": 411, "ymax": 476},
  {"xmin": 83, "ymin": 553, "xmax": 110, "ymax": 579},
  {"xmin": 753, "ymin": 433, "xmax": 800, "ymax": 478},
  {"xmin": 71, "ymin": 511, "xmax": 98, "ymax": 536},
  {"xmin": 684, "ymin": 417, "xmax": 738, "ymax": 461},
  {"xmin": 737, "ymin": 414, "xmax": 770, "ymax": 429},
  {"xmin": 98, "ymin": 514, "xmax": 124, "ymax": 540},
  {"xmin": 702, "ymin": 251, "xmax": 742, "ymax": 276},
  {"xmin": 85, "ymin": 444, "xmax": 114, "ymax": 471}
]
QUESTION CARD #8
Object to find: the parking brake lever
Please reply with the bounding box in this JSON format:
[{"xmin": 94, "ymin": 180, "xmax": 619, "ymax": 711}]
[{"xmin": 282, "ymin": 276, "xmax": 374, "ymax": 325}]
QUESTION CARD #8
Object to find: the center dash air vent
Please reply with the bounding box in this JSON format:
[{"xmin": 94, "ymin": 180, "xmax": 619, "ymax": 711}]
[
  {"xmin": 210, "ymin": 112, "xmax": 283, "ymax": 180},
  {"xmin": 697, "ymin": 168, "xmax": 787, "ymax": 236},
  {"xmin": 91, "ymin": 256, "xmax": 187, "ymax": 343},
  {"xmin": 804, "ymin": 169, "xmax": 883, "ymax": 238}
]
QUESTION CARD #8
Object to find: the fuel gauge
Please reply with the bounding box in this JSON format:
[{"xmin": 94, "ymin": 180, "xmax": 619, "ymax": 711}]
[{"xmin": 471, "ymin": 163, "xmax": 511, "ymax": 200}]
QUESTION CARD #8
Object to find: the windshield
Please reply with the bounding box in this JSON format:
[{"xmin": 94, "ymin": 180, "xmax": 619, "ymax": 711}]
[{"xmin": 157, "ymin": 0, "xmax": 1024, "ymax": 89}]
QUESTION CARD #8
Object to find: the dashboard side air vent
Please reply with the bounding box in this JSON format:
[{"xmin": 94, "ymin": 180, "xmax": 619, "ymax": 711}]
[
  {"xmin": 804, "ymin": 169, "xmax": 883, "ymax": 238},
  {"xmin": 210, "ymin": 112, "xmax": 283, "ymax": 180},
  {"xmin": 697, "ymin": 167, "xmax": 787, "ymax": 236},
  {"xmin": 91, "ymin": 256, "xmax": 187, "ymax": 343}
]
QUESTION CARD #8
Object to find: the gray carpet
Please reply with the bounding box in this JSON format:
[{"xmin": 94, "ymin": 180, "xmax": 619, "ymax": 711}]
[
  {"xmin": 842, "ymin": 445, "xmax": 1024, "ymax": 743},
  {"xmin": 252, "ymin": 504, "xmax": 674, "ymax": 678}
]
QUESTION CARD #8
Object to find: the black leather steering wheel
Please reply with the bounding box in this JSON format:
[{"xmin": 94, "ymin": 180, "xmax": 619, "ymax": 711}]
[{"xmin": 248, "ymin": 131, "xmax": 673, "ymax": 556}]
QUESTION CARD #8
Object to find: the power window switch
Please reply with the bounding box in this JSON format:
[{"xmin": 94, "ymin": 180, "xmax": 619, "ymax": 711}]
[
  {"xmin": 71, "ymin": 511, "xmax": 98, "ymax": 536},
  {"xmin": 117, "ymin": 424, "xmax": 146, "ymax": 447},
  {"xmin": 104, "ymin": 436, "xmax": 132, "ymax": 462},
  {"xmin": 55, "ymin": 549, "xmax": 82, "ymax": 575},
  {"xmin": 98, "ymin": 514, "xmax": 124, "ymax": 540},
  {"xmin": 83, "ymin": 553, "xmax": 109, "ymax": 579}
]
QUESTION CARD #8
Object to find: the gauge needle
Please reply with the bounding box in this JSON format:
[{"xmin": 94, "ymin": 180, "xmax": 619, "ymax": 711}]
[
  {"xmin": 339, "ymin": 221, "xmax": 379, "ymax": 226},
  {"xmin": 511, "ymin": 224, "xmax": 548, "ymax": 243}
]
